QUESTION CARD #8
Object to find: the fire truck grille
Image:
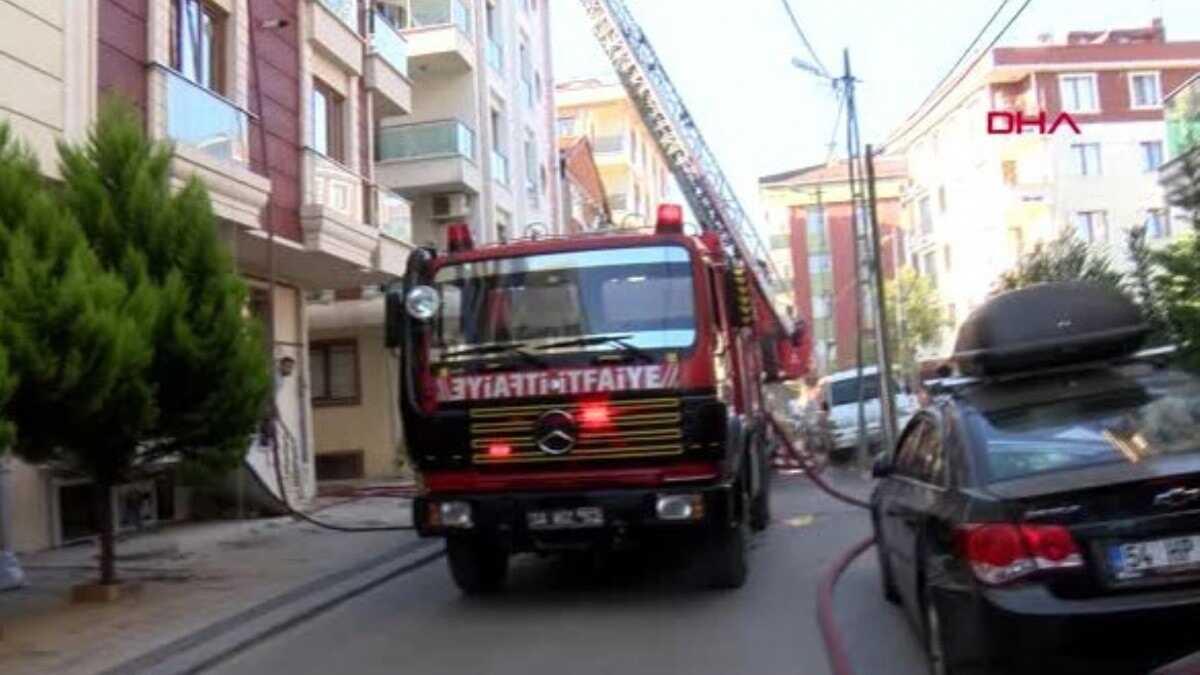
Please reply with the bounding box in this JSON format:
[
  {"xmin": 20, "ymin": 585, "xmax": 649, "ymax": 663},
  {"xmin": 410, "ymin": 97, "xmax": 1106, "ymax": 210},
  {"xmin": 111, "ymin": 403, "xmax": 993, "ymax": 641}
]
[{"xmin": 469, "ymin": 397, "xmax": 683, "ymax": 464}]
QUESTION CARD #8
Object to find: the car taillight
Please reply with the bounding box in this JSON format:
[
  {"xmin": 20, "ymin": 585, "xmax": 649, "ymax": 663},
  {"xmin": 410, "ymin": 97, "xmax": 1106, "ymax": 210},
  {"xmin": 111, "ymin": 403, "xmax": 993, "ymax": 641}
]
[{"xmin": 955, "ymin": 523, "xmax": 1083, "ymax": 586}]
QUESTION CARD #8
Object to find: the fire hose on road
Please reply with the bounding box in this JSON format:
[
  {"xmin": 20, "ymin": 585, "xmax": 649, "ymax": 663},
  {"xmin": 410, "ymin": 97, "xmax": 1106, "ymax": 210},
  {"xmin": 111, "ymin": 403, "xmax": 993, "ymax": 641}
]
[{"xmin": 768, "ymin": 417, "xmax": 875, "ymax": 675}]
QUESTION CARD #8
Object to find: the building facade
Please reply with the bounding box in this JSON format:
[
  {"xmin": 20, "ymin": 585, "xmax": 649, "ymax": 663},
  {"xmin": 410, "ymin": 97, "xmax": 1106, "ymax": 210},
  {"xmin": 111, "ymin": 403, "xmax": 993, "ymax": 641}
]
[
  {"xmin": 308, "ymin": 0, "xmax": 562, "ymax": 482},
  {"xmin": 558, "ymin": 135, "xmax": 611, "ymax": 233},
  {"xmin": 887, "ymin": 20, "xmax": 1200, "ymax": 356},
  {"xmin": 0, "ymin": 0, "xmax": 422, "ymax": 552},
  {"xmin": 555, "ymin": 78, "xmax": 672, "ymax": 227},
  {"xmin": 760, "ymin": 159, "xmax": 905, "ymax": 375}
]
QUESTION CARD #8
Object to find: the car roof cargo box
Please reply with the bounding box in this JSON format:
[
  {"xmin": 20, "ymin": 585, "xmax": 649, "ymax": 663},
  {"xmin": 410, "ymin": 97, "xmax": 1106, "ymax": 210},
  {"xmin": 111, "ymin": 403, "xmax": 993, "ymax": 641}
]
[{"xmin": 952, "ymin": 282, "xmax": 1148, "ymax": 377}]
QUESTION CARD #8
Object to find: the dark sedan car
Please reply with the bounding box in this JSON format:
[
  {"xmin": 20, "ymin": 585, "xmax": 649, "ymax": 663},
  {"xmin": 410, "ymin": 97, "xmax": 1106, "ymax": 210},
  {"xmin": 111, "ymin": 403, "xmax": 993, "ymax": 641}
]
[{"xmin": 872, "ymin": 358, "xmax": 1200, "ymax": 674}]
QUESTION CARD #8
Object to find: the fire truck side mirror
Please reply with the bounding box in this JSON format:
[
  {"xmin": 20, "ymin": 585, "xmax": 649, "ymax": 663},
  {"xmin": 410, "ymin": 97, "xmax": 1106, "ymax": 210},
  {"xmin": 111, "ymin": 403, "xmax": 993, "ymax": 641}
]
[
  {"xmin": 727, "ymin": 264, "xmax": 755, "ymax": 329},
  {"xmin": 385, "ymin": 288, "xmax": 405, "ymax": 348}
]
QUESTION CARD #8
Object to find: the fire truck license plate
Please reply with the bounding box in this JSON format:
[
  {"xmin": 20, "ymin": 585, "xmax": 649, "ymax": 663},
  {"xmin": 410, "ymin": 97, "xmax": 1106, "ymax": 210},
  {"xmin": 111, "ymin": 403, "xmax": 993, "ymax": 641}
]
[{"xmin": 527, "ymin": 507, "xmax": 605, "ymax": 531}]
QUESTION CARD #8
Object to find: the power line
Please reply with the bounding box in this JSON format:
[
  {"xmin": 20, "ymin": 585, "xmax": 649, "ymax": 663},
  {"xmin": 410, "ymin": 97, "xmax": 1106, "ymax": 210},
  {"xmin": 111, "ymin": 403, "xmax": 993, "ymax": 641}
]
[
  {"xmin": 780, "ymin": 0, "xmax": 830, "ymax": 78},
  {"xmin": 913, "ymin": 0, "xmax": 1034, "ymax": 127},
  {"xmin": 904, "ymin": 0, "xmax": 1013, "ymax": 126}
]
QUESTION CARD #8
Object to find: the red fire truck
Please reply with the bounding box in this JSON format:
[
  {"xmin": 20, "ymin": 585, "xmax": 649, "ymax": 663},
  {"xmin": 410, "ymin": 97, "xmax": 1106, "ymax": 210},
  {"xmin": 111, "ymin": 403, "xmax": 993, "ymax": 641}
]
[
  {"xmin": 385, "ymin": 0, "xmax": 811, "ymax": 593},
  {"xmin": 386, "ymin": 207, "xmax": 808, "ymax": 593}
]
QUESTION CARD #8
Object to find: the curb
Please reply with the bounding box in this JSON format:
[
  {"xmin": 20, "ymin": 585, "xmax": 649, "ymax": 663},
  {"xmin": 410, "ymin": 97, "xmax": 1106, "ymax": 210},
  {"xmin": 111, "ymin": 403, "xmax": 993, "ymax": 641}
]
[{"xmin": 100, "ymin": 537, "xmax": 444, "ymax": 675}]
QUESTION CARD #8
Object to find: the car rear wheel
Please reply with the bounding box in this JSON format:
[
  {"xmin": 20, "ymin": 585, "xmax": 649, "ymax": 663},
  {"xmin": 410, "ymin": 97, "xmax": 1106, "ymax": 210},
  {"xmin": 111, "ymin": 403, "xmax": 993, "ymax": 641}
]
[{"xmin": 447, "ymin": 536, "xmax": 509, "ymax": 595}]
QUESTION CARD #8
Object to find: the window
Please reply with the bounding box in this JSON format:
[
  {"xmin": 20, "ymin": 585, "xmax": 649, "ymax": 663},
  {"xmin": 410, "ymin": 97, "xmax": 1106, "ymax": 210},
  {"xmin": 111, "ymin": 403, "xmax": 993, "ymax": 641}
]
[
  {"xmin": 806, "ymin": 206, "xmax": 827, "ymax": 252},
  {"xmin": 556, "ymin": 116, "xmax": 575, "ymax": 137},
  {"xmin": 311, "ymin": 80, "xmax": 344, "ymax": 162},
  {"xmin": 1141, "ymin": 141, "xmax": 1164, "ymax": 173},
  {"xmin": 1075, "ymin": 211, "xmax": 1109, "ymax": 243},
  {"xmin": 808, "ymin": 254, "xmax": 832, "ymax": 274},
  {"xmin": 918, "ymin": 196, "xmax": 932, "ymax": 235},
  {"xmin": 811, "ymin": 296, "xmax": 831, "ymax": 319},
  {"xmin": 1129, "ymin": 72, "xmax": 1162, "ymax": 109},
  {"xmin": 1002, "ymin": 160, "xmax": 1017, "ymax": 186},
  {"xmin": 769, "ymin": 233, "xmax": 791, "ymax": 250},
  {"xmin": 922, "ymin": 251, "xmax": 938, "ymax": 287},
  {"xmin": 1069, "ymin": 143, "xmax": 1102, "ymax": 176},
  {"xmin": 1146, "ymin": 208, "xmax": 1169, "ymax": 239},
  {"xmin": 170, "ymin": 0, "xmax": 226, "ymax": 92},
  {"xmin": 1059, "ymin": 74, "xmax": 1099, "ymax": 113},
  {"xmin": 310, "ymin": 340, "xmax": 359, "ymax": 406}
]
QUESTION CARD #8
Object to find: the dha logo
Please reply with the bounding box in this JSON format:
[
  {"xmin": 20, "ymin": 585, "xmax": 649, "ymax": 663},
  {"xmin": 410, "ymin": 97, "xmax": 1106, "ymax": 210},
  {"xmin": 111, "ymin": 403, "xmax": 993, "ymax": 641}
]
[{"xmin": 987, "ymin": 111, "xmax": 1082, "ymax": 135}]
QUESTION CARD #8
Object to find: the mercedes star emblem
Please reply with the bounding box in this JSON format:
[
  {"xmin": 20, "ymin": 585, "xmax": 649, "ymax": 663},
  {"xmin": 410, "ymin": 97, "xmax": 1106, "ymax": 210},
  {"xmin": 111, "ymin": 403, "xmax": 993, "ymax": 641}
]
[{"xmin": 535, "ymin": 409, "xmax": 578, "ymax": 456}]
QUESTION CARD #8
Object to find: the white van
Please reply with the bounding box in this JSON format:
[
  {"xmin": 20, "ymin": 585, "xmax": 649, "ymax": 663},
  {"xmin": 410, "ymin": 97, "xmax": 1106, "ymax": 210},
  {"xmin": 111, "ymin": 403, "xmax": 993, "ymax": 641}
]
[{"xmin": 816, "ymin": 366, "xmax": 916, "ymax": 452}]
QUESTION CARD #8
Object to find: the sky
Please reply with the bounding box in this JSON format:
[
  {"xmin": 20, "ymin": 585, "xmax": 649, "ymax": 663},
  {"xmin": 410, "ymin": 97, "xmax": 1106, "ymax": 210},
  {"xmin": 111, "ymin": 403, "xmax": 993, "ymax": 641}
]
[{"xmin": 548, "ymin": 0, "xmax": 1200, "ymax": 224}]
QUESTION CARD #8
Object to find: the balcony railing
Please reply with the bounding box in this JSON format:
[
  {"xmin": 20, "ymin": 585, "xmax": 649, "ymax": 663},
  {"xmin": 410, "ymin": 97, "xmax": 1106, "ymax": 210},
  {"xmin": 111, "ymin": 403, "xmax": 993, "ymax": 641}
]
[
  {"xmin": 377, "ymin": 119, "xmax": 476, "ymax": 162},
  {"xmin": 593, "ymin": 134, "xmax": 624, "ymax": 154},
  {"xmin": 371, "ymin": 11, "xmax": 409, "ymax": 76},
  {"xmin": 317, "ymin": 0, "xmax": 357, "ymax": 28},
  {"xmin": 164, "ymin": 68, "xmax": 249, "ymax": 165},
  {"xmin": 1165, "ymin": 76, "xmax": 1200, "ymax": 161},
  {"xmin": 486, "ymin": 39, "xmax": 503, "ymax": 72},
  {"xmin": 408, "ymin": 0, "xmax": 472, "ymax": 38},
  {"xmin": 491, "ymin": 150, "xmax": 509, "ymax": 184}
]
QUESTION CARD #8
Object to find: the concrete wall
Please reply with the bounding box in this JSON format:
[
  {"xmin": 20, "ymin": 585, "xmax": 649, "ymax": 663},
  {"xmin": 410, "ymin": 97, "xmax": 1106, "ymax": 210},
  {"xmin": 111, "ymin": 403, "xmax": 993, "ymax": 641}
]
[{"xmin": 309, "ymin": 302, "xmax": 404, "ymax": 480}]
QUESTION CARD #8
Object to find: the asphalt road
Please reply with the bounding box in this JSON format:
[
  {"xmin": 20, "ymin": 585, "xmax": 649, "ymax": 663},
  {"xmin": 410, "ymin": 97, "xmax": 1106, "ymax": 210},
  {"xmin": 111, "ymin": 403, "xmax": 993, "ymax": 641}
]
[{"xmin": 210, "ymin": 470, "xmax": 929, "ymax": 675}]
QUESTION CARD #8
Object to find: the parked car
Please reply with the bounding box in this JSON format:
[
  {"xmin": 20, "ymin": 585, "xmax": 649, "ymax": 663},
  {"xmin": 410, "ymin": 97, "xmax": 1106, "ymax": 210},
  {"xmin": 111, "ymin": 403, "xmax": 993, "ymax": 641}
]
[
  {"xmin": 816, "ymin": 365, "xmax": 917, "ymax": 456},
  {"xmin": 871, "ymin": 283, "xmax": 1200, "ymax": 674}
]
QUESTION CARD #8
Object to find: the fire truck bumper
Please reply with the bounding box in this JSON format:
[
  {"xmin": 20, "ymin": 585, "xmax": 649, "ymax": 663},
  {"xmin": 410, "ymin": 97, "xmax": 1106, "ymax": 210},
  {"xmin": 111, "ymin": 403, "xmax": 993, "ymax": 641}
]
[{"xmin": 414, "ymin": 482, "xmax": 737, "ymax": 551}]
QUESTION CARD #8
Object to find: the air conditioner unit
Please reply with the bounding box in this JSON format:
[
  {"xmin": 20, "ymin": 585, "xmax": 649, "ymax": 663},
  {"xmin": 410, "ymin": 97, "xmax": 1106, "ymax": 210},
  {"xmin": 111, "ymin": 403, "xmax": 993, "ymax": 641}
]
[{"xmin": 431, "ymin": 193, "xmax": 470, "ymax": 220}]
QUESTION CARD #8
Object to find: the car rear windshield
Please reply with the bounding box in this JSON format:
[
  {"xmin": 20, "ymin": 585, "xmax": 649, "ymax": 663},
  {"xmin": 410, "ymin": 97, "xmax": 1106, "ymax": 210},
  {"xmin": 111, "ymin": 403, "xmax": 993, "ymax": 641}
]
[{"xmin": 968, "ymin": 366, "xmax": 1200, "ymax": 483}]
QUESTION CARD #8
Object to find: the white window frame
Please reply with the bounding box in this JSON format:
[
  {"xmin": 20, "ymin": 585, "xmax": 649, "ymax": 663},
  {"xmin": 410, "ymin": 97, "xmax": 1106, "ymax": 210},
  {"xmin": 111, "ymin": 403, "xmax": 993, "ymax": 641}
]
[
  {"xmin": 1128, "ymin": 71, "xmax": 1162, "ymax": 110},
  {"xmin": 1140, "ymin": 140, "xmax": 1164, "ymax": 173},
  {"xmin": 1069, "ymin": 142, "xmax": 1102, "ymax": 177},
  {"xmin": 1059, "ymin": 73, "xmax": 1100, "ymax": 114},
  {"xmin": 1075, "ymin": 210, "xmax": 1109, "ymax": 244}
]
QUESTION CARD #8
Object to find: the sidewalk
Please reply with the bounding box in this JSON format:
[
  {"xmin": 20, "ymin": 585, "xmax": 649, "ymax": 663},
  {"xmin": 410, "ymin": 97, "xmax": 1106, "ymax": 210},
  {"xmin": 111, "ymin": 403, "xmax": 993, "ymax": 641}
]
[{"xmin": 0, "ymin": 495, "xmax": 423, "ymax": 675}]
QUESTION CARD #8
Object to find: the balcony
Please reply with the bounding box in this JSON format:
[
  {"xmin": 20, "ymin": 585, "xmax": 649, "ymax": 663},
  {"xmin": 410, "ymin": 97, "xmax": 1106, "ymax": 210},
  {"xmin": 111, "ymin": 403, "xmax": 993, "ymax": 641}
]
[
  {"xmin": 301, "ymin": 150, "xmax": 378, "ymax": 270},
  {"xmin": 375, "ymin": 189, "xmax": 415, "ymax": 275},
  {"xmin": 161, "ymin": 68, "xmax": 269, "ymax": 229},
  {"xmin": 375, "ymin": 120, "xmax": 481, "ymax": 196},
  {"xmin": 366, "ymin": 12, "xmax": 413, "ymax": 116},
  {"xmin": 307, "ymin": 0, "xmax": 363, "ymax": 75},
  {"xmin": 398, "ymin": 0, "xmax": 475, "ymax": 75}
]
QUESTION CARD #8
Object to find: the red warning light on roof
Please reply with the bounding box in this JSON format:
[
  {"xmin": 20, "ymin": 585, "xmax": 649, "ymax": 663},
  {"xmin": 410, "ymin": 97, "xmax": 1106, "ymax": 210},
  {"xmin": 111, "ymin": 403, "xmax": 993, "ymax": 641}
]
[
  {"xmin": 447, "ymin": 223, "xmax": 474, "ymax": 253},
  {"xmin": 656, "ymin": 204, "xmax": 684, "ymax": 235}
]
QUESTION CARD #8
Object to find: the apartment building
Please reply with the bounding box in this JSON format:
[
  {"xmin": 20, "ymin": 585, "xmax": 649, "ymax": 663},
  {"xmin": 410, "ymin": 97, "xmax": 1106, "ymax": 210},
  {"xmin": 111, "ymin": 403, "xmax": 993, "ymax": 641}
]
[
  {"xmin": 555, "ymin": 78, "xmax": 673, "ymax": 227},
  {"xmin": 308, "ymin": 0, "xmax": 561, "ymax": 482},
  {"xmin": 1162, "ymin": 73, "xmax": 1200, "ymax": 217},
  {"xmin": 559, "ymin": 135, "xmax": 611, "ymax": 233},
  {"xmin": 760, "ymin": 159, "xmax": 905, "ymax": 375},
  {"xmin": 887, "ymin": 20, "xmax": 1200, "ymax": 357},
  {"xmin": 0, "ymin": 0, "xmax": 426, "ymax": 551}
]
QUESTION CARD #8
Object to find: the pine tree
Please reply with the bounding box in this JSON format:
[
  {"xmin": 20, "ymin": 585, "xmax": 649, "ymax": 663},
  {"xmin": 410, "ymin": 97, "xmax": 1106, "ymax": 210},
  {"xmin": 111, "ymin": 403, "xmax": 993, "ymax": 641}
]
[
  {"xmin": 0, "ymin": 122, "xmax": 159, "ymax": 585},
  {"xmin": 57, "ymin": 101, "xmax": 271, "ymax": 479},
  {"xmin": 993, "ymin": 228, "xmax": 1128, "ymax": 298}
]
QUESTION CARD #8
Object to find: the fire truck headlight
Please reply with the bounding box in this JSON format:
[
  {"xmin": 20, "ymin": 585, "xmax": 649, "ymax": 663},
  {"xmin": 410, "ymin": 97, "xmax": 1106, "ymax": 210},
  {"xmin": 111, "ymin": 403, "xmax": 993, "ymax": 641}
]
[
  {"xmin": 655, "ymin": 494, "xmax": 705, "ymax": 521},
  {"xmin": 431, "ymin": 501, "xmax": 473, "ymax": 529},
  {"xmin": 405, "ymin": 285, "xmax": 440, "ymax": 322}
]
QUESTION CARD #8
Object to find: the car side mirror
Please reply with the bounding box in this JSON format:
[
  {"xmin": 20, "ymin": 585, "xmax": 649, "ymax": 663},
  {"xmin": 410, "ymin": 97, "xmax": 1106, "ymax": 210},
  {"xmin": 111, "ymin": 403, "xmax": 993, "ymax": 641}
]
[{"xmin": 872, "ymin": 455, "xmax": 894, "ymax": 479}]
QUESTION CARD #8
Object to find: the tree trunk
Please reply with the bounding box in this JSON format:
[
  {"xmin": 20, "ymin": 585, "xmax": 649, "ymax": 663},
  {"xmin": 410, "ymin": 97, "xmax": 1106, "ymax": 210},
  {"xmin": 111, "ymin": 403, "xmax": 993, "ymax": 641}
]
[{"xmin": 94, "ymin": 481, "xmax": 117, "ymax": 585}]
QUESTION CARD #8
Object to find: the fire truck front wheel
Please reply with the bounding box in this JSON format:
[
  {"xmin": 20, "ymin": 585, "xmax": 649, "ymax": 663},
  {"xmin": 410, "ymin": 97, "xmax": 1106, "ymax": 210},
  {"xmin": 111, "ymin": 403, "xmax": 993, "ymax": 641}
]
[
  {"xmin": 446, "ymin": 536, "xmax": 509, "ymax": 595},
  {"xmin": 704, "ymin": 472, "xmax": 750, "ymax": 590}
]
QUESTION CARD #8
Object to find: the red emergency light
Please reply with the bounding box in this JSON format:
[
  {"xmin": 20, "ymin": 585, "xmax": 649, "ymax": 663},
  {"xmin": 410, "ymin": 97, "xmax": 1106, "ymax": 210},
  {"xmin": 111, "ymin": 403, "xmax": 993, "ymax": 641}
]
[
  {"xmin": 656, "ymin": 203, "xmax": 684, "ymax": 235},
  {"xmin": 487, "ymin": 443, "xmax": 513, "ymax": 457},
  {"xmin": 579, "ymin": 402, "xmax": 612, "ymax": 428},
  {"xmin": 447, "ymin": 223, "xmax": 474, "ymax": 253}
]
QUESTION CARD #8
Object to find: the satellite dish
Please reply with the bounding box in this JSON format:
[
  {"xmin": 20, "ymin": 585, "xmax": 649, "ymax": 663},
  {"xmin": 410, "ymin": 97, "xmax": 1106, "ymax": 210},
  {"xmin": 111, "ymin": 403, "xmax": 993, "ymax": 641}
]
[{"xmin": 524, "ymin": 222, "xmax": 548, "ymax": 240}]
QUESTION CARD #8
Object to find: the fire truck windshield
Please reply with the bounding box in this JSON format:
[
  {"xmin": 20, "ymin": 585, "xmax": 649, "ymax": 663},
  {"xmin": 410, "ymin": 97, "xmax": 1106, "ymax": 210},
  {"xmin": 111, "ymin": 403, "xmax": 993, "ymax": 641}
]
[{"xmin": 432, "ymin": 245, "xmax": 696, "ymax": 361}]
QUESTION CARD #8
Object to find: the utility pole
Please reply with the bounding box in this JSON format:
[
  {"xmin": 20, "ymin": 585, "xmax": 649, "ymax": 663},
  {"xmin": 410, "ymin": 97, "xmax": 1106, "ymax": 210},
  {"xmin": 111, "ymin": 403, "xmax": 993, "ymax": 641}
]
[
  {"xmin": 865, "ymin": 145, "xmax": 897, "ymax": 452},
  {"xmin": 839, "ymin": 49, "xmax": 871, "ymax": 462}
]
